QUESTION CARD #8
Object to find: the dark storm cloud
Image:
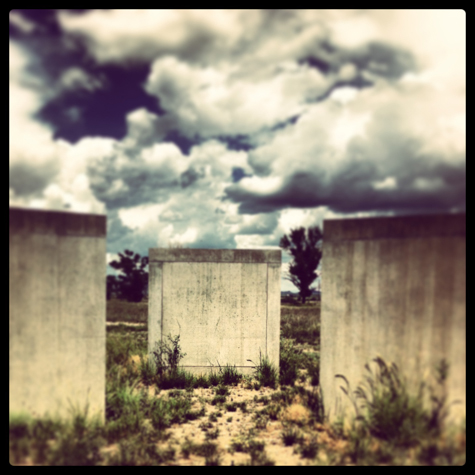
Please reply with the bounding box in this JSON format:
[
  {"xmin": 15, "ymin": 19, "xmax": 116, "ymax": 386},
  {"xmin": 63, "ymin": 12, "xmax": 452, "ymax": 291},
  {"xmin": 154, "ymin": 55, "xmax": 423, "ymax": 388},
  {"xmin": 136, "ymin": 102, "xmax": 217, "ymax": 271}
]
[
  {"xmin": 308, "ymin": 75, "xmax": 374, "ymax": 104},
  {"xmin": 10, "ymin": 9, "xmax": 62, "ymax": 37},
  {"xmin": 10, "ymin": 10, "xmax": 163, "ymax": 144},
  {"xmin": 213, "ymin": 135, "xmax": 255, "ymax": 152},
  {"xmin": 344, "ymin": 41, "xmax": 417, "ymax": 80},
  {"xmin": 301, "ymin": 56, "xmax": 332, "ymax": 74},
  {"xmin": 224, "ymin": 156, "xmax": 466, "ymax": 215},
  {"xmin": 253, "ymin": 172, "xmax": 463, "ymax": 218},
  {"xmin": 10, "ymin": 10, "xmax": 90, "ymax": 84},
  {"xmin": 38, "ymin": 65, "xmax": 163, "ymax": 142},
  {"xmin": 301, "ymin": 40, "xmax": 417, "ymax": 80},
  {"xmin": 87, "ymin": 160, "xmax": 180, "ymax": 210}
]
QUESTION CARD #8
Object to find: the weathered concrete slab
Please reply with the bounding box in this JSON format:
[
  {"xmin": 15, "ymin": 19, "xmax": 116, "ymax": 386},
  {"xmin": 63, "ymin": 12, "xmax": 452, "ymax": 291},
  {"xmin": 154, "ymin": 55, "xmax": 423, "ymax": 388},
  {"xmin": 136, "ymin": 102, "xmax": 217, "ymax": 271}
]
[
  {"xmin": 321, "ymin": 214, "xmax": 466, "ymax": 425},
  {"xmin": 9, "ymin": 207, "xmax": 106, "ymax": 421},
  {"xmin": 148, "ymin": 249, "xmax": 281, "ymax": 375}
]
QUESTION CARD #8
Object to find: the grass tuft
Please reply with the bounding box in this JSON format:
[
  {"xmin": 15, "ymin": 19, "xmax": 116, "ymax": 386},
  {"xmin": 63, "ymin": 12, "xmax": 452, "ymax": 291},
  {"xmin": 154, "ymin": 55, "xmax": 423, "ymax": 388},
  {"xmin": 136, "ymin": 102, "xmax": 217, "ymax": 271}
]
[
  {"xmin": 248, "ymin": 351, "xmax": 278, "ymax": 389},
  {"xmin": 336, "ymin": 357, "xmax": 461, "ymax": 449}
]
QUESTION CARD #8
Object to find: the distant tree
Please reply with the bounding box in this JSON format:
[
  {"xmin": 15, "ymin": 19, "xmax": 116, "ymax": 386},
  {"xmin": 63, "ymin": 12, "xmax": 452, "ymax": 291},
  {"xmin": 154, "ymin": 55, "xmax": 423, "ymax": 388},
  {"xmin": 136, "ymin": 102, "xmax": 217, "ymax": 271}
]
[
  {"xmin": 108, "ymin": 250, "xmax": 149, "ymax": 302},
  {"xmin": 106, "ymin": 274, "xmax": 120, "ymax": 300},
  {"xmin": 279, "ymin": 226, "xmax": 323, "ymax": 304}
]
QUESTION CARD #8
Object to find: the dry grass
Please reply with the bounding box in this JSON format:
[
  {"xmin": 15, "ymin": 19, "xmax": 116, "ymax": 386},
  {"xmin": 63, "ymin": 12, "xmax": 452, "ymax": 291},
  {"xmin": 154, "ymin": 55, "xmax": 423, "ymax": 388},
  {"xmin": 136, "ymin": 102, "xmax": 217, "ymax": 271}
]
[
  {"xmin": 107, "ymin": 299, "xmax": 148, "ymax": 323},
  {"xmin": 280, "ymin": 303, "xmax": 320, "ymax": 345},
  {"xmin": 282, "ymin": 404, "xmax": 311, "ymax": 425}
]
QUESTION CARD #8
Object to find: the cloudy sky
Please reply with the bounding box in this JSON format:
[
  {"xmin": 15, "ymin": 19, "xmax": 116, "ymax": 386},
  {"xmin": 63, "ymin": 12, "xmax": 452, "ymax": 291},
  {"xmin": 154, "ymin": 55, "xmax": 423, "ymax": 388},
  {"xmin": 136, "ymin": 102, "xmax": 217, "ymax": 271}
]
[{"xmin": 9, "ymin": 10, "xmax": 465, "ymax": 291}]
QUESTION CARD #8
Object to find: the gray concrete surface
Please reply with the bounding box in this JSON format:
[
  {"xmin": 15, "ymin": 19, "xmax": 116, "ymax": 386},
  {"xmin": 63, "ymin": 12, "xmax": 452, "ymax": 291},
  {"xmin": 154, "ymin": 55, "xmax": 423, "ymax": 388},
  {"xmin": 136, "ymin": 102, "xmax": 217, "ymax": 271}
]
[
  {"xmin": 9, "ymin": 207, "xmax": 106, "ymax": 421},
  {"xmin": 320, "ymin": 214, "xmax": 466, "ymax": 426},
  {"xmin": 148, "ymin": 249, "xmax": 281, "ymax": 375}
]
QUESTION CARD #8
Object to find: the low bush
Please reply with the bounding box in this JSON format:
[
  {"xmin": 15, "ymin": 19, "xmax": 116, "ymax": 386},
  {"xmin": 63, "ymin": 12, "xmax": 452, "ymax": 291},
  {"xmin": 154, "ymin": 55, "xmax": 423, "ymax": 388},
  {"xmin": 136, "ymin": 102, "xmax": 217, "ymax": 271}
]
[
  {"xmin": 279, "ymin": 338, "xmax": 304, "ymax": 386},
  {"xmin": 336, "ymin": 357, "xmax": 461, "ymax": 448},
  {"xmin": 249, "ymin": 351, "xmax": 278, "ymax": 389},
  {"xmin": 217, "ymin": 364, "xmax": 241, "ymax": 386},
  {"xmin": 281, "ymin": 427, "xmax": 304, "ymax": 446},
  {"xmin": 297, "ymin": 437, "xmax": 319, "ymax": 460}
]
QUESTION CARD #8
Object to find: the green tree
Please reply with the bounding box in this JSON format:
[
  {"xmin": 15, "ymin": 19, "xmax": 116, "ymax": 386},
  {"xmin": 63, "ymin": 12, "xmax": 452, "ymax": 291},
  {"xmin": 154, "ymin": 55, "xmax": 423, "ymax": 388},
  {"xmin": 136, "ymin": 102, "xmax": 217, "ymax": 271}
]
[
  {"xmin": 279, "ymin": 226, "xmax": 322, "ymax": 304},
  {"xmin": 108, "ymin": 249, "xmax": 149, "ymax": 302}
]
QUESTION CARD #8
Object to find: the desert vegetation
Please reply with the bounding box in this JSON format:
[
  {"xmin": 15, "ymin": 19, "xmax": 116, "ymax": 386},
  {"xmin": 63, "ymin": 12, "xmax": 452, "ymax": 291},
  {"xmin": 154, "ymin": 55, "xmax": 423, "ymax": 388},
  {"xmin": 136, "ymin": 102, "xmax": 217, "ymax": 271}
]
[{"xmin": 10, "ymin": 300, "xmax": 465, "ymax": 465}]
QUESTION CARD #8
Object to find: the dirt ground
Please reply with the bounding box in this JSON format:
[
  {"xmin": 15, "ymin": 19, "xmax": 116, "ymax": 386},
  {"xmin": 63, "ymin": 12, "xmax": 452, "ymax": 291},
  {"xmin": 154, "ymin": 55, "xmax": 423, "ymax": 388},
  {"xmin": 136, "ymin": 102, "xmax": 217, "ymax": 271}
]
[
  {"xmin": 103, "ymin": 323, "xmax": 328, "ymax": 466},
  {"xmin": 103, "ymin": 380, "xmax": 328, "ymax": 466}
]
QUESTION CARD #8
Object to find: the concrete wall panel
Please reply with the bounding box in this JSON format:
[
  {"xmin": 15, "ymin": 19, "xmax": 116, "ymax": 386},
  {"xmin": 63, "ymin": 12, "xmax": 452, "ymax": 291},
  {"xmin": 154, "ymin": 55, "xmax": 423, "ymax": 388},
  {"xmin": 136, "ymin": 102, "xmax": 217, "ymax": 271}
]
[
  {"xmin": 321, "ymin": 214, "xmax": 466, "ymax": 425},
  {"xmin": 148, "ymin": 249, "xmax": 281, "ymax": 375},
  {"xmin": 148, "ymin": 262, "xmax": 163, "ymax": 355},
  {"xmin": 9, "ymin": 207, "xmax": 106, "ymax": 421},
  {"xmin": 267, "ymin": 263, "xmax": 282, "ymax": 366}
]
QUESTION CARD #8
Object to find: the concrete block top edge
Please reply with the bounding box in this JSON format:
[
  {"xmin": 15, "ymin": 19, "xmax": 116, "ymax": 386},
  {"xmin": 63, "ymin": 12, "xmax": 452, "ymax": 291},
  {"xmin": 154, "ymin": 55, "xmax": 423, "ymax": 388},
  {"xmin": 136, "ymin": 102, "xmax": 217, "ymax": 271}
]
[
  {"xmin": 149, "ymin": 248, "xmax": 281, "ymax": 263},
  {"xmin": 323, "ymin": 213, "xmax": 466, "ymax": 241},
  {"xmin": 9, "ymin": 207, "xmax": 106, "ymax": 237}
]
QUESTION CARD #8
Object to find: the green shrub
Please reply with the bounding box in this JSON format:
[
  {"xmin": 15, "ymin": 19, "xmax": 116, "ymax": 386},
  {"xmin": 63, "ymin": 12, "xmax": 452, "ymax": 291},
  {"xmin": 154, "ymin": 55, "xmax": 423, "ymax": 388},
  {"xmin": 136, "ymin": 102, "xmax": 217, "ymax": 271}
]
[
  {"xmin": 47, "ymin": 417, "xmax": 105, "ymax": 466},
  {"xmin": 303, "ymin": 352, "xmax": 320, "ymax": 386},
  {"xmin": 304, "ymin": 387, "xmax": 324, "ymax": 423},
  {"xmin": 225, "ymin": 403, "xmax": 238, "ymax": 412},
  {"xmin": 230, "ymin": 437, "xmax": 265, "ymax": 454},
  {"xmin": 151, "ymin": 334, "xmax": 186, "ymax": 377},
  {"xmin": 248, "ymin": 449, "xmax": 274, "ymax": 466},
  {"xmin": 249, "ymin": 351, "xmax": 278, "ymax": 389},
  {"xmin": 281, "ymin": 427, "xmax": 303, "ymax": 446},
  {"xmin": 214, "ymin": 385, "xmax": 230, "ymax": 396},
  {"xmin": 336, "ymin": 357, "xmax": 459, "ymax": 448},
  {"xmin": 218, "ymin": 364, "xmax": 241, "ymax": 386},
  {"xmin": 208, "ymin": 372, "xmax": 220, "ymax": 387},
  {"xmin": 297, "ymin": 437, "xmax": 319, "ymax": 459},
  {"xmin": 194, "ymin": 374, "xmax": 211, "ymax": 388},
  {"xmin": 225, "ymin": 401, "xmax": 247, "ymax": 413},
  {"xmin": 196, "ymin": 441, "xmax": 218, "ymax": 458},
  {"xmin": 279, "ymin": 338, "xmax": 303, "ymax": 386},
  {"xmin": 157, "ymin": 368, "xmax": 195, "ymax": 389},
  {"xmin": 10, "ymin": 415, "xmax": 63, "ymax": 465},
  {"xmin": 106, "ymin": 381, "xmax": 144, "ymax": 441}
]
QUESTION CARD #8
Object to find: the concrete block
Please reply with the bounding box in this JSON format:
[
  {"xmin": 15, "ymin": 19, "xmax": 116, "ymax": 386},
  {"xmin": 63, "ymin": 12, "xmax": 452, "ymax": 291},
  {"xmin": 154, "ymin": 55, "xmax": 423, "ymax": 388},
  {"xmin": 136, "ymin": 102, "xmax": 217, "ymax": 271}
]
[
  {"xmin": 148, "ymin": 249, "xmax": 281, "ymax": 375},
  {"xmin": 9, "ymin": 207, "xmax": 106, "ymax": 421},
  {"xmin": 320, "ymin": 214, "xmax": 466, "ymax": 425}
]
